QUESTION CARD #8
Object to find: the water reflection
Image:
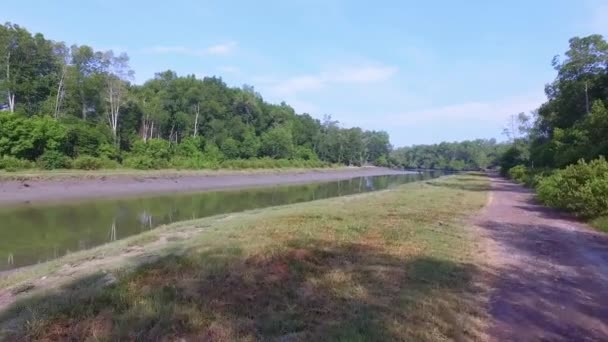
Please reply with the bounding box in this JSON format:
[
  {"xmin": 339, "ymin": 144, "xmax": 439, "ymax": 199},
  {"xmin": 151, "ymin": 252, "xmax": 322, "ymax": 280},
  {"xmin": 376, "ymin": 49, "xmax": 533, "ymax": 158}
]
[{"xmin": 0, "ymin": 172, "xmax": 439, "ymax": 270}]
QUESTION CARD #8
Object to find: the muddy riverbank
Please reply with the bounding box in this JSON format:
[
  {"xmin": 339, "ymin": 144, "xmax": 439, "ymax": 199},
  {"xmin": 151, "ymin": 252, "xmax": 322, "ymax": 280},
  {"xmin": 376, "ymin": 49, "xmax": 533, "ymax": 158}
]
[{"xmin": 0, "ymin": 167, "xmax": 413, "ymax": 205}]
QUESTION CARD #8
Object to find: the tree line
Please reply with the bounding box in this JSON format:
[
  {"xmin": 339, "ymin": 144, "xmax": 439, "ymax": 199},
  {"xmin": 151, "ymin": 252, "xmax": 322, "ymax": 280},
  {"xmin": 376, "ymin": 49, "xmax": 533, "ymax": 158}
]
[
  {"xmin": 390, "ymin": 139, "xmax": 505, "ymax": 171},
  {"xmin": 0, "ymin": 22, "xmax": 391, "ymax": 170},
  {"xmin": 499, "ymin": 34, "xmax": 608, "ymax": 226}
]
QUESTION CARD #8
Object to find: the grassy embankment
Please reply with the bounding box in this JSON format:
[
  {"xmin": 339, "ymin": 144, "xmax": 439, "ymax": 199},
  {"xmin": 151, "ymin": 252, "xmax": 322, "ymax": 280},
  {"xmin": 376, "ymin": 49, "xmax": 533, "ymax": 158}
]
[
  {"xmin": 0, "ymin": 174, "xmax": 490, "ymax": 341},
  {"xmin": 0, "ymin": 166, "xmax": 357, "ymax": 181}
]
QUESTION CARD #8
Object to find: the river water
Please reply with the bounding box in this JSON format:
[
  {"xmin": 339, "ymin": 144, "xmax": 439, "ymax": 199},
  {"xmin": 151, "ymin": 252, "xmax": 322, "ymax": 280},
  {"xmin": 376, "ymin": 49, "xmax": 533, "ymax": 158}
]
[{"xmin": 0, "ymin": 172, "xmax": 440, "ymax": 270}]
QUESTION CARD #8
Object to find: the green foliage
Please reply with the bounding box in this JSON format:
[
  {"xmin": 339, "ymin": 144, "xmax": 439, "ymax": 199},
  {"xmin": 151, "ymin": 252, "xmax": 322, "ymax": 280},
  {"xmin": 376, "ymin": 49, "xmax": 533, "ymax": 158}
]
[
  {"xmin": 203, "ymin": 143, "xmax": 224, "ymax": 163},
  {"xmin": 536, "ymin": 158, "xmax": 608, "ymax": 218},
  {"xmin": 0, "ymin": 113, "xmax": 67, "ymax": 160},
  {"xmin": 220, "ymin": 138, "xmax": 240, "ymax": 159},
  {"xmin": 72, "ymin": 156, "xmax": 119, "ymax": 170},
  {"xmin": 63, "ymin": 121, "xmax": 111, "ymax": 157},
  {"xmin": 175, "ymin": 137, "xmax": 204, "ymax": 157},
  {"xmin": 392, "ymin": 139, "xmax": 504, "ymax": 171},
  {"xmin": 98, "ymin": 143, "xmax": 120, "ymax": 161},
  {"xmin": 220, "ymin": 158, "xmax": 328, "ymax": 169},
  {"xmin": 123, "ymin": 156, "xmax": 168, "ymax": 170},
  {"xmin": 240, "ymin": 131, "xmax": 261, "ymax": 159},
  {"xmin": 260, "ymin": 125, "xmax": 293, "ymax": 159},
  {"xmin": 169, "ymin": 156, "xmax": 219, "ymax": 170},
  {"xmin": 499, "ymin": 145, "xmax": 526, "ymax": 176},
  {"xmin": 0, "ymin": 22, "xmax": 410, "ymax": 171},
  {"xmin": 374, "ymin": 155, "xmax": 389, "ymax": 167},
  {"xmin": 0, "ymin": 156, "xmax": 35, "ymax": 172},
  {"xmin": 37, "ymin": 150, "xmax": 71, "ymax": 170},
  {"xmin": 130, "ymin": 139, "xmax": 172, "ymax": 161},
  {"xmin": 508, "ymin": 165, "xmax": 528, "ymax": 183},
  {"xmin": 293, "ymin": 146, "xmax": 318, "ymax": 161}
]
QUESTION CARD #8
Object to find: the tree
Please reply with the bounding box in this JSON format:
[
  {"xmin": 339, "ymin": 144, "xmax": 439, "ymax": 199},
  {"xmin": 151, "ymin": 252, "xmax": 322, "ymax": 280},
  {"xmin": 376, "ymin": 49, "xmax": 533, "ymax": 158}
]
[
  {"xmin": 261, "ymin": 125, "xmax": 293, "ymax": 159},
  {"xmin": 102, "ymin": 51, "xmax": 133, "ymax": 142}
]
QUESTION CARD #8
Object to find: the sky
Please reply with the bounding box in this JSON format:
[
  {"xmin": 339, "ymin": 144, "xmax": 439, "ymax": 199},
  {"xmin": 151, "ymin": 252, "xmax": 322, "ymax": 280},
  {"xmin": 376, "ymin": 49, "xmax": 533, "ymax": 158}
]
[{"xmin": 3, "ymin": 0, "xmax": 608, "ymax": 147}]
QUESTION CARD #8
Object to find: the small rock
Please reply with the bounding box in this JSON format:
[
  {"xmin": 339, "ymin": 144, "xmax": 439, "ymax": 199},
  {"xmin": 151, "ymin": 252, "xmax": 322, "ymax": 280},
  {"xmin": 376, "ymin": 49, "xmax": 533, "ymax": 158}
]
[{"xmin": 22, "ymin": 183, "xmax": 30, "ymax": 188}]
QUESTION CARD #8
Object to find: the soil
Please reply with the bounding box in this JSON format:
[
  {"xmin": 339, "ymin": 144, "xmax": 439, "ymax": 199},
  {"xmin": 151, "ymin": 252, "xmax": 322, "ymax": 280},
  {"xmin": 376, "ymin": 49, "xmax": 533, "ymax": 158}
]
[
  {"xmin": 475, "ymin": 176, "xmax": 608, "ymax": 341},
  {"xmin": 0, "ymin": 167, "xmax": 409, "ymax": 205}
]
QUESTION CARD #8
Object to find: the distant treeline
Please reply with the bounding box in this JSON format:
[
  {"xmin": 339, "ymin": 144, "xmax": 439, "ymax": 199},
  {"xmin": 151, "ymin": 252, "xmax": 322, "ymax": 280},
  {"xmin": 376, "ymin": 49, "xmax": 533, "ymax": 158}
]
[
  {"xmin": 0, "ymin": 22, "xmax": 391, "ymax": 170},
  {"xmin": 391, "ymin": 139, "xmax": 506, "ymax": 171}
]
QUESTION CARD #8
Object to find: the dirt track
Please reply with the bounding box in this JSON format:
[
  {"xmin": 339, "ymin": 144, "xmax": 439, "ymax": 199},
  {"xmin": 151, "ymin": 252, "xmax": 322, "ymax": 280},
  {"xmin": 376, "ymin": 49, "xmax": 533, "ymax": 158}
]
[
  {"xmin": 0, "ymin": 167, "xmax": 409, "ymax": 205},
  {"xmin": 475, "ymin": 177, "xmax": 608, "ymax": 341}
]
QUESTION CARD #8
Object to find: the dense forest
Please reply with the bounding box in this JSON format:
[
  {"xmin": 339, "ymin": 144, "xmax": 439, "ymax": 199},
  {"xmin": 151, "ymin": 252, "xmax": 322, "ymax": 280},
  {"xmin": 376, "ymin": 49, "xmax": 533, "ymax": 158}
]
[
  {"xmin": 499, "ymin": 34, "xmax": 608, "ymax": 225},
  {"xmin": 0, "ymin": 23, "xmax": 393, "ymax": 170},
  {"xmin": 391, "ymin": 139, "xmax": 505, "ymax": 171}
]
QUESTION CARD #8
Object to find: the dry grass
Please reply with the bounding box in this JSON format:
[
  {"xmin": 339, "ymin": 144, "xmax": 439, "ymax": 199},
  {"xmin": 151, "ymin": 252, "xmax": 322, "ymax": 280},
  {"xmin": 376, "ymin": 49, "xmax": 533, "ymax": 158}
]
[{"xmin": 0, "ymin": 174, "xmax": 490, "ymax": 341}]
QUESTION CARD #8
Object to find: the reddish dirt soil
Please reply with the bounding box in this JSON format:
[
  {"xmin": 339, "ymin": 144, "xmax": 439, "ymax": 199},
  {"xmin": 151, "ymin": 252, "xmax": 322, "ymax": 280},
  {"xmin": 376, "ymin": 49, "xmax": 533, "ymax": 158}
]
[
  {"xmin": 0, "ymin": 168, "xmax": 408, "ymax": 205},
  {"xmin": 475, "ymin": 177, "xmax": 608, "ymax": 341}
]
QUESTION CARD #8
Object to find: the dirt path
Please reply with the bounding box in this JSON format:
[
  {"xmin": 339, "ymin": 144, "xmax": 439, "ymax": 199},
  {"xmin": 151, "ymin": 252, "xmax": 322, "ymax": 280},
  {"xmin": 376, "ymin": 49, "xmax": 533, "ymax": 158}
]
[
  {"xmin": 475, "ymin": 177, "xmax": 608, "ymax": 341},
  {"xmin": 0, "ymin": 167, "xmax": 409, "ymax": 205}
]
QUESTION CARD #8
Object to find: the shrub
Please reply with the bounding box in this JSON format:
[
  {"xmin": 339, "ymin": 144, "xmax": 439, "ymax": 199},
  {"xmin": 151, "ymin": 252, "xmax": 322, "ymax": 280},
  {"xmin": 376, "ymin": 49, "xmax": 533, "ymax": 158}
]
[
  {"xmin": 374, "ymin": 155, "xmax": 389, "ymax": 167},
  {"xmin": 220, "ymin": 138, "xmax": 240, "ymax": 159},
  {"xmin": 508, "ymin": 165, "xmax": 528, "ymax": 183},
  {"xmin": 123, "ymin": 156, "xmax": 168, "ymax": 170},
  {"xmin": 73, "ymin": 155, "xmax": 103, "ymax": 170},
  {"xmin": 131, "ymin": 139, "xmax": 173, "ymax": 160},
  {"xmin": 175, "ymin": 136, "xmax": 204, "ymax": 157},
  {"xmin": 536, "ymin": 157, "xmax": 608, "ymax": 218},
  {"xmin": 293, "ymin": 146, "xmax": 318, "ymax": 161},
  {"xmin": 98, "ymin": 143, "xmax": 120, "ymax": 161},
  {"xmin": 0, "ymin": 156, "xmax": 35, "ymax": 172},
  {"xmin": 37, "ymin": 150, "xmax": 71, "ymax": 170},
  {"xmin": 72, "ymin": 156, "xmax": 119, "ymax": 170},
  {"xmin": 169, "ymin": 156, "xmax": 219, "ymax": 170}
]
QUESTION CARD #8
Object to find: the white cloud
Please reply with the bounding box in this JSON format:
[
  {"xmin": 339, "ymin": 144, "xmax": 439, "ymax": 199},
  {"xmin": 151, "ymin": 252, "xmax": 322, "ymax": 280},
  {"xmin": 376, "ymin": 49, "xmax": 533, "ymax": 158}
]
[
  {"xmin": 266, "ymin": 64, "xmax": 398, "ymax": 96},
  {"xmin": 145, "ymin": 41, "xmax": 237, "ymax": 57},
  {"xmin": 206, "ymin": 41, "xmax": 237, "ymax": 55}
]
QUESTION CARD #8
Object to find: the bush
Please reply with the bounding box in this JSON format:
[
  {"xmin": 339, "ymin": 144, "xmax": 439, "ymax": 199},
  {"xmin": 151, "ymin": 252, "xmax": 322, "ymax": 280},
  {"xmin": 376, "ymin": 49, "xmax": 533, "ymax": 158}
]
[
  {"xmin": 0, "ymin": 156, "xmax": 35, "ymax": 172},
  {"xmin": 98, "ymin": 143, "xmax": 120, "ymax": 161},
  {"xmin": 169, "ymin": 156, "xmax": 219, "ymax": 170},
  {"xmin": 72, "ymin": 156, "xmax": 120, "ymax": 170},
  {"xmin": 123, "ymin": 156, "xmax": 168, "ymax": 170},
  {"xmin": 175, "ymin": 137, "xmax": 204, "ymax": 157},
  {"xmin": 37, "ymin": 150, "xmax": 71, "ymax": 170},
  {"xmin": 374, "ymin": 155, "xmax": 389, "ymax": 167},
  {"xmin": 536, "ymin": 157, "xmax": 608, "ymax": 218},
  {"xmin": 508, "ymin": 165, "xmax": 528, "ymax": 183},
  {"xmin": 220, "ymin": 138, "xmax": 240, "ymax": 159}
]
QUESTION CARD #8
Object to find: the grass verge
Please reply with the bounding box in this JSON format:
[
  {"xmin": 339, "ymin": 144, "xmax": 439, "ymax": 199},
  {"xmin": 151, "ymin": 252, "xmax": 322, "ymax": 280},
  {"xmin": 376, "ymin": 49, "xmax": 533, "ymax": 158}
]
[
  {"xmin": 0, "ymin": 174, "xmax": 489, "ymax": 341},
  {"xmin": 0, "ymin": 166, "xmax": 357, "ymax": 181},
  {"xmin": 590, "ymin": 216, "xmax": 608, "ymax": 233}
]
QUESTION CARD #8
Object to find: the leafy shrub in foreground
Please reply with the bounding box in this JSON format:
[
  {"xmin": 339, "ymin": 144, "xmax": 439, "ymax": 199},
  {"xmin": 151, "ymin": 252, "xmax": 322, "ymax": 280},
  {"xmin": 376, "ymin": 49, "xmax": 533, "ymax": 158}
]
[
  {"xmin": 508, "ymin": 165, "xmax": 528, "ymax": 183},
  {"xmin": 169, "ymin": 156, "xmax": 219, "ymax": 170},
  {"xmin": 123, "ymin": 156, "xmax": 168, "ymax": 170},
  {"xmin": 37, "ymin": 150, "xmax": 71, "ymax": 170},
  {"xmin": 536, "ymin": 157, "xmax": 608, "ymax": 218},
  {"xmin": 0, "ymin": 156, "xmax": 35, "ymax": 172},
  {"xmin": 72, "ymin": 156, "xmax": 120, "ymax": 170}
]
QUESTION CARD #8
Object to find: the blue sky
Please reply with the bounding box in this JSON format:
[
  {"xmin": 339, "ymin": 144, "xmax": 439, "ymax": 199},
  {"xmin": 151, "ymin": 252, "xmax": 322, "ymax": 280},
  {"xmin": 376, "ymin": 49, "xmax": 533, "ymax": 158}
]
[{"xmin": 3, "ymin": 0, "xmax": 608, "ymax": 146}]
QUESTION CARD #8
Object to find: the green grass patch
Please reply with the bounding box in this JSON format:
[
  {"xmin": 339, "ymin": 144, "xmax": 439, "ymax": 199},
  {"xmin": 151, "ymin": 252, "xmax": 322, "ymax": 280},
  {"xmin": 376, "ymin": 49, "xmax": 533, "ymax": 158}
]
[
  {"xmin": 0, "ymin": 174, "xmax": 490, "ymax": 341},
  {"xmin": 590, "ymin": 216, "xmax": 608, "ymax": 233}
]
